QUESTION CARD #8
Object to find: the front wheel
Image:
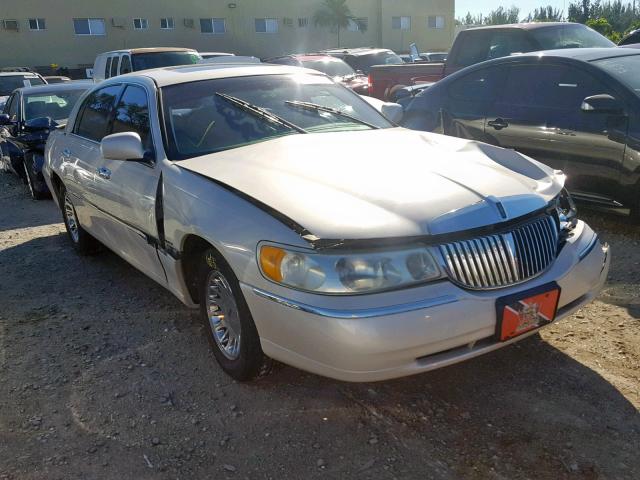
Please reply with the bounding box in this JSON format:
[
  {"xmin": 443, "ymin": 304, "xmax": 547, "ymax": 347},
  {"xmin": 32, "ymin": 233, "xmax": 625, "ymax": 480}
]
[
  {"xmin": 198, "ymin": 248, "xmax": 273, "ymax": 381},
  {"xmin": 60, "ymin": 185, "xmax": 100, "ymax": 255}
]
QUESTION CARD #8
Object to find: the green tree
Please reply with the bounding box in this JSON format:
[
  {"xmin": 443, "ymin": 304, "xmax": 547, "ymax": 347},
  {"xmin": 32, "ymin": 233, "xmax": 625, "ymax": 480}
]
[
  {"xmin": 524, "ymin": 5, "xmax": 565, "ymax": 21},
  {"xmin": 483, "ymin": 6, "xmax": 521, "ymax": 24},
  {"xmin": 312, "ymin": 0, "xmax": 367, "ymax": 47}
]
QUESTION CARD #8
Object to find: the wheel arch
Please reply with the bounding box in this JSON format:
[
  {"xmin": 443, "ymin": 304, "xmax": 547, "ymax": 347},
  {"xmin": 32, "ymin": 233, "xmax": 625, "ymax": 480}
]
[{"xmin": 180, "ymin": 234, "xmax": 223, "ymax": 304}]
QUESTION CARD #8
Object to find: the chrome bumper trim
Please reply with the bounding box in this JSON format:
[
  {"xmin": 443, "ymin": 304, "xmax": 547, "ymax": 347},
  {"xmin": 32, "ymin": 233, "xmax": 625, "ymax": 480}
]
[{"xmin": 251, "ymin": 287, "xmax": 458, "ymax": 319}]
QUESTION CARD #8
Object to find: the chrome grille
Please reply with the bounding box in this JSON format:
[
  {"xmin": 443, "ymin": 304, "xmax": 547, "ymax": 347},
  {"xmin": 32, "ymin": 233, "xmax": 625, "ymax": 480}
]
[{"xmin": 439, "ymin": 215, "xmax": 559, "ymax": 289}]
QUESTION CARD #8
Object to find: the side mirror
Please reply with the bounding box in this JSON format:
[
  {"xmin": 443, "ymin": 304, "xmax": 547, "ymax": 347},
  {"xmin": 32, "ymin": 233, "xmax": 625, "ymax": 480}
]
[
  {"xmin": 100, "ymin": 132, "xmax": 145, "ymax": 160},
  {"xmin": 581, "ymin": 94, "xmax": 624, "ymax": 115},
  {"xmin": 24, "ymin": 116, "xmax": 58, "ymax": 131},
  {"xmin": 0, "ymin": 113, "xmax": 11, "ymax": 125},
  {"xmin": 359, "ymin": 94, "xmax": 404, "ymax": 123}
]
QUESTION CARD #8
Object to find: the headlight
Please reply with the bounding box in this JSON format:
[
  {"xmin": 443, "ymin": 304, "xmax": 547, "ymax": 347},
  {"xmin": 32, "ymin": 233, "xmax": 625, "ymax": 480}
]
[
  {"xmin": 259, "ymin": 244, "xmax": 442, "ymax": 294},
  {"xmin": 555, "ymin": 188, "xmax": 577, "ymax": 231}
]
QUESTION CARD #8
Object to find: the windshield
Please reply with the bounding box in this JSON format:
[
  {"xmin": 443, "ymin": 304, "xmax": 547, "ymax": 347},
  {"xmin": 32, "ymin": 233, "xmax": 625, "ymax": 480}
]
[
  {"xmin": 301, "ymin": 59, "xmax": 355, "ymax": 77},
  {"xmin": 531, "ymin": 24, "xmax": 615, "ymax": 50},
  {"xmin": 132, "ymin": 52, "xmax": 201, "ymax": 71},
  {"xmin": 0, "ymin": 76, "xmax": 45, "ymax": 96},
  {"xmin": 24, "ymin": 89, "xmax": 87, "ymax": 121},
  {"xmin": 348, "ymin": 52, "xmax": 404, "ymax": 74},
  {"xmin": 162, "ymin": 73, "xmax": 392, "ymax": 160},
  {"xmin": 593, "ymin": 55, "xmax": 640, "ymax": 94}
]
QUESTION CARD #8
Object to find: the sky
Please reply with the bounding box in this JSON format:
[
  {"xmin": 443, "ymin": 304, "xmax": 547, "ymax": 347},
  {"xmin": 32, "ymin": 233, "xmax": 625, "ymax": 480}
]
[{"xmin": 455, "ymin": 0, "xmax": 570, "ymax": 19}]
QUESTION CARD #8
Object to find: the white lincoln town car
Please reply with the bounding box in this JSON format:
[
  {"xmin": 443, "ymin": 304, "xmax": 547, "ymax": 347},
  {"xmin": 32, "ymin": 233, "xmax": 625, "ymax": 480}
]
[{"xmin": 44, "ymin": 64, "xmax": 610, "ymax": 382}]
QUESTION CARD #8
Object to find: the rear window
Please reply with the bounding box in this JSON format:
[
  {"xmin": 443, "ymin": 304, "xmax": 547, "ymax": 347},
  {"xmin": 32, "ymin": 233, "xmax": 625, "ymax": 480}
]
[
  {"xmin": 131, "ymin": 52, "xmax": 201, "ymax": 71},
  {"xmin": 531, "ymin": 24, "xmax": 615, "ymax": 50},
  {"xmin": 347, "ymin": 52, "xmax": 403, "ymax": 74},
  {"xmin": 0, "ymin": 75, "xmax": 45, "ymax": 96},
  {"xmin": 301, "ymin": 59, "xmax": 355, "ymax": 77},
  {"xmin": 451, "ymin": 30, "xmax": 537, "ymax": 68}
]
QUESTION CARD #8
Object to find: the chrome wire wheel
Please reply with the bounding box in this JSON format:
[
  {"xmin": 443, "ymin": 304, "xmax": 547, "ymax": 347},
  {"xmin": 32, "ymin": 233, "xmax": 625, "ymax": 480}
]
[
  {"xmin": 206, "ymin": 270, "xmax": 242, "ymax": 360},
  {"xmin": 64, "ymin": 193, "xmax": 80, "ymax": 243}
]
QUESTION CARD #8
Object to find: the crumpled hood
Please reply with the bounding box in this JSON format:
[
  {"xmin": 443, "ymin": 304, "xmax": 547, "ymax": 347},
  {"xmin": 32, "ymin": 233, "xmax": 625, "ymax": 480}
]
[{"xmin": 178, "ymin": 128, "xmax": 563, "ymax": 240}]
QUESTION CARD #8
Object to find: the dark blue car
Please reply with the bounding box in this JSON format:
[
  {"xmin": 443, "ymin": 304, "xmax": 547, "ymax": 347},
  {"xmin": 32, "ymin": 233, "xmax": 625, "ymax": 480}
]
[{"xmin": 0, "ymin": 82, "xmax": 88, "ymax": 199}]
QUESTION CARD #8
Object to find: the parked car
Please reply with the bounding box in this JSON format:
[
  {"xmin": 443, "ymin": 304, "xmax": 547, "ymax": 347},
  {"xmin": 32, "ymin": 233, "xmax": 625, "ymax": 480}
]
[
  {"xmin": 420, "ymin": 52, "xmax": 448, "ymax": 62},
  {"xmin": 618, "ymin": 29, "xmax": 640, "ymax": 46},
  {"xmin": 93, "ymin": 48, "xmax": 201, "ymax": 82},
  {"xmin": 266, "ymin": 54, "xmax": 370, "ymax": 93},
  {"xmin": 402, "ymin": 48, "xmax": 640, "ymax": 218},
  {"xmin": 44, "ymin": 64, "xmax": 609, "ymax": 382},
  {"xmin": 368, "ymin": 23, "xmax": 615, "ymax": 99},
  {"xmin": 0, "ymin": 71, "xmax": 47, "ymax": 110},
  {"xmin": 43, "ymin": 76, "xmax": 72, "ymax": 84},
  {"xmin": 200, "ymin": 56, "xmax": 261, "ymax": 64},
  {"xmin": 0, "ymin": 82, "xmax": 88, "ymax": 199},
  {"xmin": 199, "ymin": 52, "xmax": 236, "ymax": 59},
  {"xmin": 323, "ymin": 47, "xmax": 404, "ymax": 74}
]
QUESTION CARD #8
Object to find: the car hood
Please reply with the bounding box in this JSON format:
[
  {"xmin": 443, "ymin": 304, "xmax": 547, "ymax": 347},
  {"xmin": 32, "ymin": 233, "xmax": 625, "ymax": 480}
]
[{"xmin": 178, "ymin": 128, "xmax": 564, "ymax": 241}]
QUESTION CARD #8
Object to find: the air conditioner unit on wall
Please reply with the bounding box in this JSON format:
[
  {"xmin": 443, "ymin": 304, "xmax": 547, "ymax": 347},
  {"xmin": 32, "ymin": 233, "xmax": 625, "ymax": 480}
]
[
  {"xmin": 3, "ymin": 20, "xmax": 20, "ymax": 31},
  {"xmin": 184, "ymin": 18, "xmax": 194, "ymax": 28},
  {"xmin": 111, "ymin": 17, "xmax": 126, "ymax": 28}
]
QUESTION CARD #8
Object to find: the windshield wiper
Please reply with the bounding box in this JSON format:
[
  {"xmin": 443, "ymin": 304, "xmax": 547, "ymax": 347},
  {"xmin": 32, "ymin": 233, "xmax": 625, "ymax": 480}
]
[
  {"xmin": 284, "ymin": 100, "xmax": 379, "ymax": 129},
  {"xmin": 215, "ymin": 92, "xmax": 307, "ymax": 134}
]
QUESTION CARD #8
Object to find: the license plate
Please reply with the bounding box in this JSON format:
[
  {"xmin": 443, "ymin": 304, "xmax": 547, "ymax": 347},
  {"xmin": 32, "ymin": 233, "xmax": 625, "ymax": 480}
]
[{"xmin": 496, "ymin": 283, "xmax": 561, "ymax": 341}]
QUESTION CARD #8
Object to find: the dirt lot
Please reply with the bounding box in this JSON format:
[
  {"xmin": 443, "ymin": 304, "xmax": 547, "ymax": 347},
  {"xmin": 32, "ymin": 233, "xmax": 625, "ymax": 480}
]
[{"xmin": 0, "ymin": 171, "xmax": 638, "ymax": 480}]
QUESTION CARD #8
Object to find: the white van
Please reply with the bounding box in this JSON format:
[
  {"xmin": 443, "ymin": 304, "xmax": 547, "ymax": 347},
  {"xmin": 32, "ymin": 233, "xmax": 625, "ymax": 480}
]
[{"xmin": 92, "ymin": 47, "xmax": 201, "ymax": 82}]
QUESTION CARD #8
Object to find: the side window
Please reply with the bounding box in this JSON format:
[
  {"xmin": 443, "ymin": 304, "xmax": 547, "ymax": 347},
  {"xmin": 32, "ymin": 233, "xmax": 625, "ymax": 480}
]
[
  {"xmin": 449, "ymin": 67, "xmax": 502, "ymax": 102},
  {"xmin": 120, "ymin": 55, "xmax": 132, "ymax": 74},
  {"xmin": 74, "ymin": 85, "xmax": 121, "ymax": 142},
  {"xmin": 111, "ymin": 85, "xmax": 152, "ymax": 151},
  {"xmin": 104, "ymin": 57, "xmax": 112, "ymax": 79},
  {"xmin": 500, "ymin": 64, "xmax": 608, "ymax": 110},
  {"xmin": 110, "ymin": 56, "xmax": 120, "ymax": 78},
  {"xmin": 452, "ymin": 30, "xmax": 536, "ymax": 68}
]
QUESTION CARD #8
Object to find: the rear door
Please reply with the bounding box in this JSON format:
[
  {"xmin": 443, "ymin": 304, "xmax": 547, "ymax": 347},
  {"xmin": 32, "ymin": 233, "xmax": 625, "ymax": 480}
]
[{"xmin": 486, "ymin": 61, "xmax": 627, "ymax": 198}]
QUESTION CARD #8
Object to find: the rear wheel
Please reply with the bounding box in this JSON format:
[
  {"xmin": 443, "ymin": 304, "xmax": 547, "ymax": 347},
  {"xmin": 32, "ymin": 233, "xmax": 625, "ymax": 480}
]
[
  {"xmin": 198, "ymin": 248, "xmax": 273, "ymax": 381},
  {"xmin": 60, "ymin": 185, "xmax": 100, "ymax": 255}
]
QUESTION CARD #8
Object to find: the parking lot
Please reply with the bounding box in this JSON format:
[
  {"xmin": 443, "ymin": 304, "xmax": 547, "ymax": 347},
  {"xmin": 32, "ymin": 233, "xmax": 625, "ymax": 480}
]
[{"xmin": 0, "ymin": 172, "xmax": 638, "ymax": 479}]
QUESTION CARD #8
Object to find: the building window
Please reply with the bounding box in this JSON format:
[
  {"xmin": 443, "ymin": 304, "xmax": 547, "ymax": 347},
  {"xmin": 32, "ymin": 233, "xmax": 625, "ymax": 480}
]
[
  {"xmin": 73, "ymin": 18, "xmax": 106, "ymax": 35},
  {"xmin": 160, "ymin": 17, "xmax": 174, "ymax": 29},
  {"xmin": 392, "ymin": 16, "xmax": 410, "ymax": 30},
  {"xmin": 255, "ymin": 18, "xmax": 278, "ymax": 33},
  {"xmin": 133, "ymin": 18, "xmax": 148, "ymax": 30},
  {"xmin": 28, "ymin": 18, "xmax": 46, "ymax": 31},
  {"xmin": 347, "ymin": 18, "xmax": 367, "ymax": 32},
  {"xmin": 200, "ymin": 18, "xmax": 226, "ymax": 34},
  {"xmin": 428, "ymin": 16, "xmax": 445, "ymax": 29},
  {"xmin": 298, "ymin": 17, "xmax": 308, "ymax": 28}
]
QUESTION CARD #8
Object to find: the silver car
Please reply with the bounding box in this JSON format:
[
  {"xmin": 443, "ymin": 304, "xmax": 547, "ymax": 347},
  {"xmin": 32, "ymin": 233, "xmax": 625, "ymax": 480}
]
[{"xmin": 44, "ymin": 64, "xmax": 610, "ymax": 382}]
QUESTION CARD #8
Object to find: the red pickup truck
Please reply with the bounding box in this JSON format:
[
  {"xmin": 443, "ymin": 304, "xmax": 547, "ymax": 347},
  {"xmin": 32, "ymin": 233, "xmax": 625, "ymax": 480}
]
[{"xmin": 368, "ymin": 22, "xmax": 615, "ymax": 100}]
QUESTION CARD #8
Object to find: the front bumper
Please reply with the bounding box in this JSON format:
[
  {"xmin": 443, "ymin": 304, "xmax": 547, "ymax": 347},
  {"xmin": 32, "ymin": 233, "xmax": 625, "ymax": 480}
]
[{"xmin": 242, "ymin": 221, "xmax": 610, "ymax": 382}]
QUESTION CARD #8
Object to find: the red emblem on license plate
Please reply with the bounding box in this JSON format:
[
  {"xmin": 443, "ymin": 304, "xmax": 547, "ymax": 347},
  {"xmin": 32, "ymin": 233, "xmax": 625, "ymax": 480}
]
[{"xmin": 497, "ymin": 286, "xmax": 560, "ymax": 341}]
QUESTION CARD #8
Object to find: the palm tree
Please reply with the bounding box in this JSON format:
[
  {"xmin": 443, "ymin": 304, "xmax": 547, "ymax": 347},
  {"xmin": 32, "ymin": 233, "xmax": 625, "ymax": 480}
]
[{"xmin": 313, "ymin": 0, "xmax": 367, "ymax": 47}]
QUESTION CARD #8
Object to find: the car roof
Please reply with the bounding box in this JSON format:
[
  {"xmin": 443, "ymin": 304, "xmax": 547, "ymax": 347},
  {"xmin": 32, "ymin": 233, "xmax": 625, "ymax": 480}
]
[
  {"xmin": 17, "ymin": 82, "xmax": 90, "ymax": 95},
  {"xmin": 99, "ymin": 47, "xmax": 198, "ymax": 55},
  {"xmin": 0, "ymin": 72, "xmax": 40, "ymax": 77},
  {"xmin": 121, "ymin": 63, "xmax": 323, "ymax": 87},
  {"xmin": 294, "ymin": 54, "xmax": 343, "ymax": 61},
  {"xmin": 465, "ymin": 22, "xmax": 578, "ymax": 31},
  {"xmin": 511, "ymin": 47, "xmax": 640, "ymax": 62},
  {"xmin": 323, "ymin": 48, "xmax": 394, "ymax": 56}
]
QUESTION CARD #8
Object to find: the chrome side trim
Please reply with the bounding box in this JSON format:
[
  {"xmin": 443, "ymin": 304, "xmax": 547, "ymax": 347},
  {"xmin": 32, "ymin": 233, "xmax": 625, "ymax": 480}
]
[
  {"xmin": 578, "ymin": 233, "xmax": 599, "ymax": 261},
  {"xmin": 251, "ymin": 287, "xmax": 458, "ymax": 319}
]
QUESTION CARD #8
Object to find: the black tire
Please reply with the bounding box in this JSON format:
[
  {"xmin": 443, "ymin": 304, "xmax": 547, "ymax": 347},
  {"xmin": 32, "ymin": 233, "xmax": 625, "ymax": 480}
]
[
  {"xmin": 198, "ymin": 248, "xmax": 273, "ymax": 381},
  {"xmin": 59, "ymin": 185, "xmax": 100, "ymax": 255},
  {"xmin": 23, "ymin": 155, "xmax": 47, "ymax": 200}
]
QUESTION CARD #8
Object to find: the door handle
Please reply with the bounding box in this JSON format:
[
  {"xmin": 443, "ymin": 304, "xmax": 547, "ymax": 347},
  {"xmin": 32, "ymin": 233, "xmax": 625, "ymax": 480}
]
[
  {"xmin": 487, "ymin": 118, "xmax": 509, "ymax": 130},
  {"xmin": 96, "ymin": 167, "xmax": 111, "ymax": 180},
  {"xmin": 62, "ymin": 148, "xmax": 71, "ymax": 158}
]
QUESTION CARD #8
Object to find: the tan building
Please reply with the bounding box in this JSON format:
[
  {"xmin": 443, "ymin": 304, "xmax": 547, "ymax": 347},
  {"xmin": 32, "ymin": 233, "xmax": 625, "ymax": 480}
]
[{"xmin": 0, "ymin": 0, "xmax": 454, "ymax": 73}]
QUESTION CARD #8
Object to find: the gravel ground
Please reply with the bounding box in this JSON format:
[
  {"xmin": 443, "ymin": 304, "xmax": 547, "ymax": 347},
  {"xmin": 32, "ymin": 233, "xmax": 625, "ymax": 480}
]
[{"xmin": 0, "ymin": 171, "xmax": 639, "ymax": 480}]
